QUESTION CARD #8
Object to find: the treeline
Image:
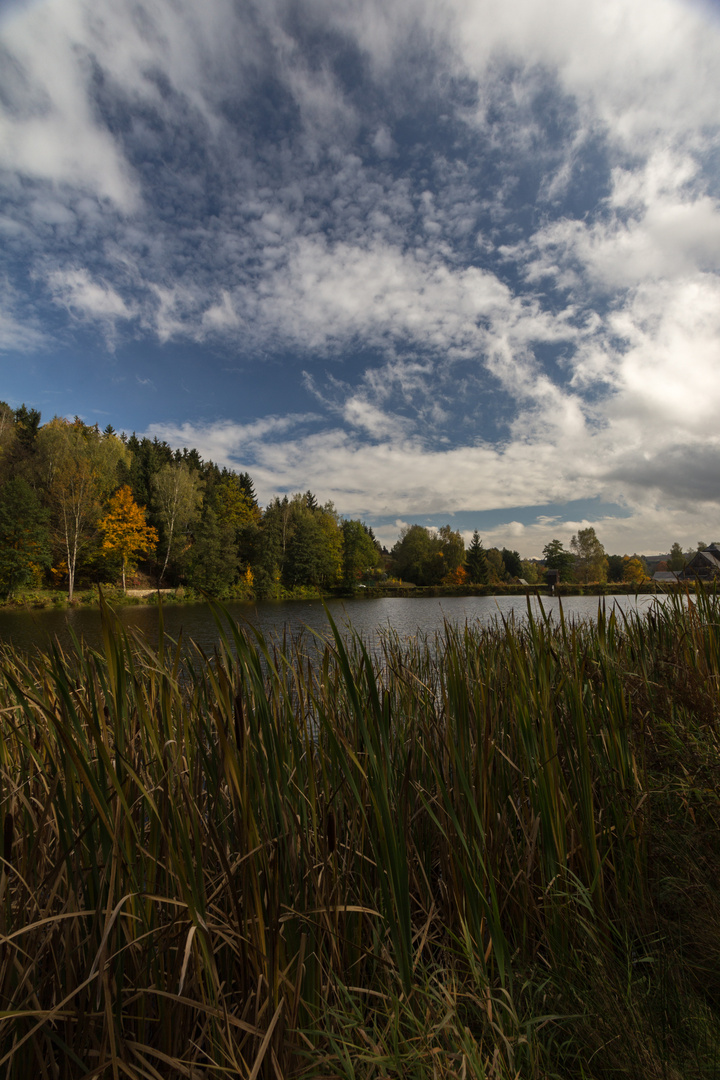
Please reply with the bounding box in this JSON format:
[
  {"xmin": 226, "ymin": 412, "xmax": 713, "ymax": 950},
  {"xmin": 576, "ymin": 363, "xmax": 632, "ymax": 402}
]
[
  {"xmin": 388, "ymin": 524, "xmax": 528, "ymax": 586},
  {"xmin": 0, "ymin": 403, "xmax": 699, "ymax": 600},
  {"xmin": 386, "ymin": 523, "xmax": 701, "ymax": 588},
  {"xmin": 0, "ymin": 405, "xmax": 381, "ymax": 599}
]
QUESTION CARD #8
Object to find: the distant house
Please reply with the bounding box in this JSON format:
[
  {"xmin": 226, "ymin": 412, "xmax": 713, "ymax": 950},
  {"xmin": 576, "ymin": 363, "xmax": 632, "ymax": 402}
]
[
  {"xmin": 652, "ymin": 571, "xmax": 679, "ymax": 583},
  {"xmin": 680, "ymin": 544, "xmax": 720, "ymax": 580},
  {"xmin": 546, "ymin": 569, "xmax": 560, "ymax": 591}
]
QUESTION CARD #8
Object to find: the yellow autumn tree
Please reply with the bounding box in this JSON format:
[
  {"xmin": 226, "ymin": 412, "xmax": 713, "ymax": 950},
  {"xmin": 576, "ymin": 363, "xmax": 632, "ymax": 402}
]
[
  {"xmin": 622, "ymin": 556, "xmax": 646, "ymax": 584},
  {"xmin": 100, "ymin": 486, "xmax": 158, "ymax": 592},
  {"xmin": 38, "ymin": 417, "xmax": 130, "ymax": 600}
]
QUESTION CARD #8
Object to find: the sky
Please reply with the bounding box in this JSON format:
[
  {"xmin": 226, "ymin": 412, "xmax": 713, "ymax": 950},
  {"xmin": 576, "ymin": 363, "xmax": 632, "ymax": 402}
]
[{"xmin": 2, "ymin": 0, "xmax": 720, "ymax": 556}]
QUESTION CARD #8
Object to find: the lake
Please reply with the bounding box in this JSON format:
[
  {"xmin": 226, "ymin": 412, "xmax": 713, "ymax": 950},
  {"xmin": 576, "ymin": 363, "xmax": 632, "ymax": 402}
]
[{"xmin": 0, "ymin": 593, "xmax": 667, "ymax": 657}]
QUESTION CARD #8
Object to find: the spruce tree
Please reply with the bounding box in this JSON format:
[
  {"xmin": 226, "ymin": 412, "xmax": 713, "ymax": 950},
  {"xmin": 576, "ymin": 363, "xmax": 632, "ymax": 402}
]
[
  {"xmin": 466, "ymin": 531, "xmax": 488, "ymax": 584},
  {"xmin": 0, "ymin": 479, "xmax": 51, "ymax": 598}
]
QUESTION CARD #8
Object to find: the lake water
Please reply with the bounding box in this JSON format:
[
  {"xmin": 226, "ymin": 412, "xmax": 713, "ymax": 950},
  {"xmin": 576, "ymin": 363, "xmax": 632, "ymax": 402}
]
[{"xmin": 0, "ymin": 593, "xmax": 666, "ymax": 657}]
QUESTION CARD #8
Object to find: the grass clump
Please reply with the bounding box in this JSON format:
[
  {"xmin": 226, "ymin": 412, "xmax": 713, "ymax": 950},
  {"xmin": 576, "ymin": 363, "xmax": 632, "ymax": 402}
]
[{"xmin": 0, "ymin": 590, "xmax": 719, "ymax": 1077}]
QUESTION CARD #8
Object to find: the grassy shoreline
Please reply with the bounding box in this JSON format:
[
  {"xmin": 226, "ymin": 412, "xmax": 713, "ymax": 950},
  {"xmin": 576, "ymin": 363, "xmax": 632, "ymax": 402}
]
[
  {"xmin": 0, "ymin": 592, "xmax": 719, "ymax": 1076},
  {"xmin": 0, "ymin": 579, "xmax": 694, "ymax": 609}
]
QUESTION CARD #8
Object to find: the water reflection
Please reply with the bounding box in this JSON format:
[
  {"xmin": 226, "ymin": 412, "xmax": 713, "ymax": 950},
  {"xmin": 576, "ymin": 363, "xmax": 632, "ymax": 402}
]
[{"xmin": 0, "ymin": 593, "xmax": 666, "ymax": 657}]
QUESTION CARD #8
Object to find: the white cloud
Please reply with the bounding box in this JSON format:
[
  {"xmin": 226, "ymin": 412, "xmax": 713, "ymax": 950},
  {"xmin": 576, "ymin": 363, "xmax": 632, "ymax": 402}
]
[
  {"xmin": 145, "ymin": 409, "xmax": 720, "ymax": 556},
  {"xmin": 48, "ymin": 268, "xmax": 134, "ymax": 321},
  {"xmin": 524, "ymin": 153, "xmax": 720, "ymax": 292},
  {"xmin": 201, "ymin": 291, "xmax": 242, "ymax": 332},
  {"xmin": 0, "ymin": 305, "xmax": 48, "ymax": 352},
  {"xmin": 3, "ymin": 0, "xmax": 720, "ymax": 556},
  {"xmin": 0, "ymin": 0, "xmax": 138, "ymax": 208}
]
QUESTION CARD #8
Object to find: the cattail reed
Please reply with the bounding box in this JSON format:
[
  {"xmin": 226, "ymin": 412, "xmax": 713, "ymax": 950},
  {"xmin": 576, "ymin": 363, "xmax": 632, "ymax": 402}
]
[
  {"xmin": 2, "ymin": 812, "xmax": 12, "ymax": 871},
  {"xmin": 0, "ymin": 589, "xmax": 717, "ymax": 1077}
]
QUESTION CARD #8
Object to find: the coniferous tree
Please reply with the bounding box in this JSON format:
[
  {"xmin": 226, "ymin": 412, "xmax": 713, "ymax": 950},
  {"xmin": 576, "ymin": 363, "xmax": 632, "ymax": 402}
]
[
  {"xmin": 238, "ymin": 471, "xmax": 258, "ymax": 508},
  {"xmin": 0, "ymin": 479, "xmax": 51, "ymax": 598},
  {"xmin": 501, "ymin": 547, "xmax": 522, "ymax": 579},
  {"xmin": 606, "ymin": 554, "xmax": 625, "ymax": 582},
  {"xmin": 14, "ymin": 405, "xmax": 41, "ymax": 451},
  {"xmin": 285, "ymin": 512, "xmax": 324, "ymax": 586},
  {"xmin": 186, "ymin": 508, "xmax": 238, "ymax": 595},
  {"xmin": 257, "ymin": 496, "xmax": 292, "ymax": 585},
  {"xmin": 0, "ymin": 402, "xmax": 18, "ymax": 483},
  {"xmin": 466, "ymin": 531, "xmax": 489, "ymax": 584},
  {"xmin": 342, "ymin": 519, "xmax": 381, "ymax": 585}
]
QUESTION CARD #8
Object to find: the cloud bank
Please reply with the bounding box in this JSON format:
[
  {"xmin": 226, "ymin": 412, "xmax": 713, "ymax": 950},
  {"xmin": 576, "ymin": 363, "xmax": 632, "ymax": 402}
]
[{"xmin": 2, "ymin": 0, "xmax": 720, "ymax": 552}]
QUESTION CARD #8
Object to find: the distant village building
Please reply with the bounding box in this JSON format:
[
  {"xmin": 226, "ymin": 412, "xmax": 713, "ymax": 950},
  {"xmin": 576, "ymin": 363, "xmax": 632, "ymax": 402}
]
[
  {"xmin": 546, "ymin": 569, "xmax": 560, "ymax": 592},
  {"xmin": 652, "ymin": 571, "xmax": 679, "ymax": 584},
  {"xmin": 680, "ymin": 544, "xmax": 720, "ymax": 580}
]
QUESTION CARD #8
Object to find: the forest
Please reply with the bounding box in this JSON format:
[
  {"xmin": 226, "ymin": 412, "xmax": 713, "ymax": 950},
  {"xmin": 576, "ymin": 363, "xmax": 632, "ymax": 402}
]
[{"xmin": 0, "ymin": 403, "xmax": 690, "ymax": 600}]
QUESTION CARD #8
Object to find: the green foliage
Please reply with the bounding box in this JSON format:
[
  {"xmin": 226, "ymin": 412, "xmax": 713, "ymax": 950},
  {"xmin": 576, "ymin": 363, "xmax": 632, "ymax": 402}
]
[
  {"xmin": 668, "ymin": 541, "xmax": 686, "ymax": 572},
  {"xmin": 465, "ymin": 530, "xmax": 489, "ymax": 584},
  {"xmin": 520, "ymin": 558, "xmax": 541, "ymax": 584},
  {"xmin": 1, "ymin": 592, "xmax": 720, "ymax": 1075},
  {"xmin": 342, "ymin": 518, "xmax": 381, "ymax": 585},
  {"xmin": 37, "ymin": 418, "xmax": 130, "ymax": 599},
  {"xmin": 501, "ymin": 546, "xmax": 522, "ymax": 578},
  {"xmin": 484, "ymin": 546, "xmax": 507, "ymax": 582},
  {"xmin": 123, "ymin": 434, "xmax": 176, "ymax": 507},
  {"xmin": 542, "ymin": 538, "xmax": 575, "ymax": 582},
  {"xmin": 151, "ymin": 460, "xmax": 205, "ymax": 583},
  {"xmin": 390, "ymin": 523, "xmax": 465, "ymax": 585},
  {"xmin": 256, "ymin": 495, "xmax": 291, "ymax": 584},
  {"xmin": 185, "ymin": 506, "xmax": 239, "ymax": 595},
  {"xmin": 0, "ymin": 478, "xmax": 50, "ymax": 598},
  {"xmin": 285, "ymin": 511, "xmax": 325, "ymax": 585},
  {"xmin": 606, "ymin": 552, "xmax": 625, "ymax": 582},
  {"xmin": 13, "ymin": 403, "xmax": 41, "ymax": 450},
  {"xmin": 571, "ymin": 526, "xmax": 607, "ymax": 583}
]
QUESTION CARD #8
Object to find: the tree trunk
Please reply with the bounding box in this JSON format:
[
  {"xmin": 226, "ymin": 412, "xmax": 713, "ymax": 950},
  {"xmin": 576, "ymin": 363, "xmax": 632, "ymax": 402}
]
[{"xmin": 159, "ymin": 517, "xmax": 175, "ymax": 586}]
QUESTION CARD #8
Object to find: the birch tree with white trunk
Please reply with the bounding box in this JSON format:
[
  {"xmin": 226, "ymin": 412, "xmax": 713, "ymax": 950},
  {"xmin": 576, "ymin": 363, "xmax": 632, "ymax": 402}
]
[
  {"xmin": 38, "ymin": 419, "xmax": 128, "ymax": 600},
  {"xmin": 151, "ymin": 461, "xmax": 204, "ymax": 585}
]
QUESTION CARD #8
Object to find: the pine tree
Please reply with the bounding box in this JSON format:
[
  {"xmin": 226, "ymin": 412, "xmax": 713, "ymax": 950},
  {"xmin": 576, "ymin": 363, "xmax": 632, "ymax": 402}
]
[
  {"xmin": 0, "ymin": 479, "xmax": 51, "ymax": 598},
  {"xmin": 501, "ymin": 547, "xmax": 522, "ymax": 579},
  {"xmin": 185, "ymin": 508, "xmax": 238, "ymax": 595},
  {"xmin": 238, "ymin": 471, "xmax": 258, "ymax": 508},
  {"xmin": 465, "ymin": 531, "xmax": 488, "ymax": 584}
]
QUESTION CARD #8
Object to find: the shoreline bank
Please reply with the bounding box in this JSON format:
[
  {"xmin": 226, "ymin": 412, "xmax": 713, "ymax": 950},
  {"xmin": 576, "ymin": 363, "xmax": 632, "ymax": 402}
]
[{"xmin": 0, "ymin": 579, "xmax": 698, "ymax": 609}]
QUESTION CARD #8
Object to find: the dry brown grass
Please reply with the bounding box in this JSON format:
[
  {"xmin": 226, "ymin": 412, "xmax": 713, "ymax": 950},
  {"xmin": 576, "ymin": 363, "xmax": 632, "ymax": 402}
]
[{"xmin": 0, "ymin": 591, "xmax": 718, "ymax": 1077}]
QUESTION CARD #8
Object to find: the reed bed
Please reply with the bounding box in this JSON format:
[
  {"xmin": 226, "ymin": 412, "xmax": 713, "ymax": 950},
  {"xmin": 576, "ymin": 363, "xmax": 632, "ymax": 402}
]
[{"xmin": 0, "ymin": 591, "xmax": 719, "ymax": 1078}]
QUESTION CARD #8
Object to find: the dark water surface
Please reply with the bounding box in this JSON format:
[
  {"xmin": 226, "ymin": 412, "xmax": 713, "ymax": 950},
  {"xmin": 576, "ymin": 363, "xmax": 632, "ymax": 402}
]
[{"xmin": 0, "ymin": 593, "xmax": 665, "ymax": 657}]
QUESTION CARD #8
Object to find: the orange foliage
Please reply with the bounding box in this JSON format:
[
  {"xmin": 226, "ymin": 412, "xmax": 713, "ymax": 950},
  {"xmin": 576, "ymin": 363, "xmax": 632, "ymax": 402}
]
[
  {"xmin": 442, "ymin": 565, "xmax": 469, "ymax": 586},
  {"xmin": 100, "ymin": 486, "xmax": 158, "ymax": 591}
]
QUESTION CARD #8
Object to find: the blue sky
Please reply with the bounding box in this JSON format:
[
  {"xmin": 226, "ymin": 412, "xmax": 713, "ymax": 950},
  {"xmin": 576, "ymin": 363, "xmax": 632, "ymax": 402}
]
[{"xmin": 2, "ymin": 0, "xmax": 720, "ymax": 555}]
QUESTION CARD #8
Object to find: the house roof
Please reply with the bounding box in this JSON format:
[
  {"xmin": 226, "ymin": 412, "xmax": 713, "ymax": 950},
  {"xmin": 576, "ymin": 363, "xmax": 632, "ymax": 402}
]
[
  {"xmin": 682, "ymin": 548, "xmax": 720, "ymax": 575},
  {"xmin": 694, "ymin": 550, "xmax": 720, "ymax": 566}
]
